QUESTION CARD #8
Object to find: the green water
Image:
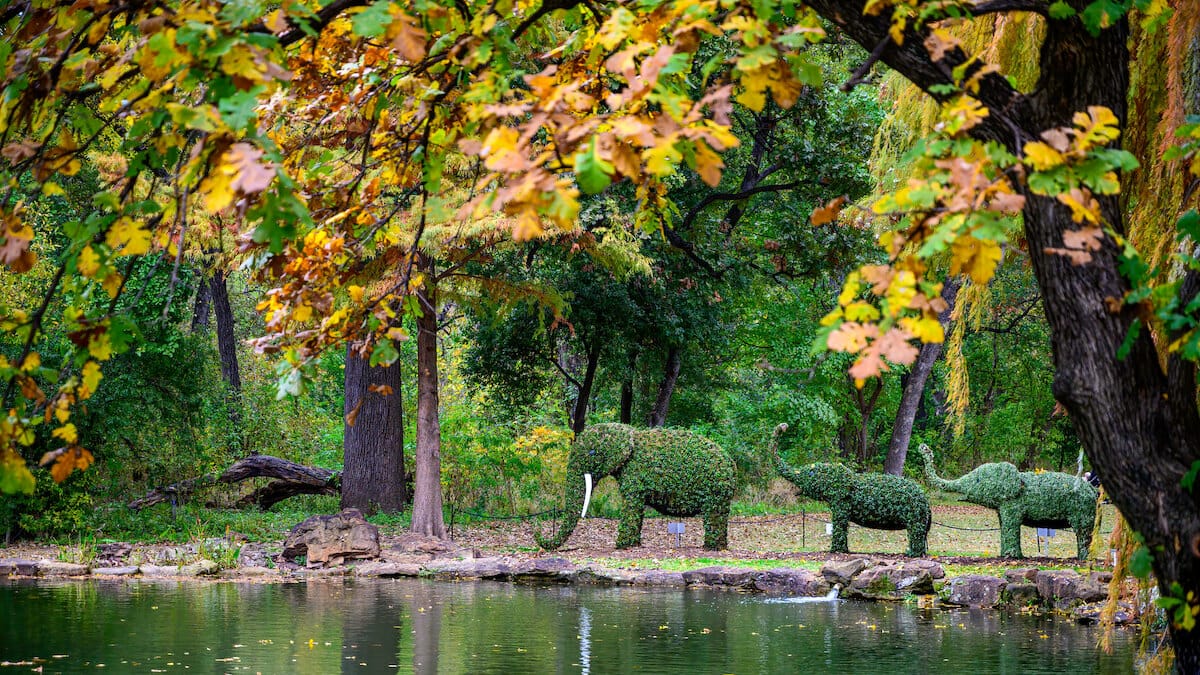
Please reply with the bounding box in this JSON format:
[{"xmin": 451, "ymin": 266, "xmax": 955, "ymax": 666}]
[{"xmin": 1, "ymin": 578, "xmax": 1135, "ymax": 673}]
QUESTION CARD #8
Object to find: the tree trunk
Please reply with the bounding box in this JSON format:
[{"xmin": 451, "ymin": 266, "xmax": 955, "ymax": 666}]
[
  {"xmin": 884, "ymin": 279, "xmax": 960, "ymax": 475},
  {"xmin": 570, "ymin": 343, "xmax": 600, "ymax": 434},
  {"xmin": 341, "ymin": 341, "xmax": 406, "ymax": 514},
  {"xmin": 802, "ymin": 2, "xmax": 1200, "ymax": 665},
  {"xmin": 412, "ymin": 254, "xmax": 446, "ymax": 538},
  {"xmin": 619, "ymin": 349, "xmax": 637, "ymax": 424},
  {"xmin": 646, "ymin": 346, "xmax": 681, "ymax": 427},
  {"xmin": 191, "ymin": 274, "xmax": 211, "ymax": 332},
  {"xmin": 211, "ymin": 269, "xmax": 241, "ymax": 396}
]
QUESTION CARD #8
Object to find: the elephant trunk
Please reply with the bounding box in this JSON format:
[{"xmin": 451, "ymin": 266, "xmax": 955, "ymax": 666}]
[
  {"xmin": 535, "ymin": 469, "xmax": 589, "ymax": 551},
  {"xmin": 916, "ymin": 444, "xmax": 957, "ymax": 492},
  {"xmin": 770, "ymin": 423, "xmax": 812, "ymax": 497}
]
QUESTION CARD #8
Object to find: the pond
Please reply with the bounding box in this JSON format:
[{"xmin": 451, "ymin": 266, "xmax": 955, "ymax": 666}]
[{"xmin": 1, "ymin": 578, "xmax": 1136, "ymax": 673}]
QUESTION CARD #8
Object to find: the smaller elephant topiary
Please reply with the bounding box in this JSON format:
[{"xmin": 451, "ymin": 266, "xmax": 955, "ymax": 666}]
[
  {"xmin": 917, "ymin": 444, "xmax": 1098, "ymax": 559},
  {"xmin": 535, "ymin": 423, "xmax": 736, "ymax": 550},
  {"xmin": 771, "ymin": 424, "xmax": 931, "ymax": 557}
]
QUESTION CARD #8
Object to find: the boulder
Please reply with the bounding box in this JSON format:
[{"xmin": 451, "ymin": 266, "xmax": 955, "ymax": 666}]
[
  {"xmin": 138, "ymin": 564, "xmax": 180, "ymax": 577},
  {"xmin": 575, "ymin": 565, "xmax": 638, "ymax": 586},
  {"xmin": 0, "ymin": 559, "xmax": 39, "ymax": 577},
  {"xmin": 510, "ymin": 557, "xmax": 576, "ymax": 583},
  {"xmin": 355, "ymin": 562, "xmax": 422, "ymax": 577},
  {"xmin": 1004, "ymin": 568, "xmax": 1038, "ymax": 583},
  {"xmin": 93, "ymin": 566, "xmax": 139, "ymax": 577},
  {"xmin": 1035, "ymin": 569, "xmax": 1107, "ymax": 609},
  {"xmin": 753, "ymin": 568, "xmax": 831, "ymax": 596},
  {"xmin": 227, "ymin": 566, "xmax": 278, "ymax": 578},
  {"xmin": 237, "ymin": 543, "xmax": 275, "ymax": 568},
  {"xmin": 631, "ymin": 571, "xmax": 687, "ymax": 587},
  {"xmin": 1002, "ymin": 582, "xmax": 1041, "ymax": 607},
  {"xmin": 291, "ymin": 566, "xmax": 351, "ymax": 578},
  {"xmin": 681, "ymin": 566, "xmax": 758, "ymax": 590},
  {"xmin": 902, "ymin": 559, "xmax": 945, "ymax": 580},
  {"xmin": 820, "ymin": 558, "xmax": 871, "ymax": 586},
  {"xmin": 945, "ymin": 575, "xmax": 1005, "ymax": 608},
  {"xmin": 37, "ymin": 561, "xmax": 89, "ymax": 577},
  {"xmin": 180, "ymin": 559, "xmax": 220, "ymax": 576},
  {"xmin": 283, "ymin": 509, "xmax": 380, "ymax": 567},
  {"xmin": 96, "ymin": 543, "xmax": 132, "ymax": 565},
  {"xmin": 427, "ymin": 557, "xmax": 509, "ymax": 580},
  {"xmin": 846, "ymin": 563, "xmax": 934, "ymax": 600}
]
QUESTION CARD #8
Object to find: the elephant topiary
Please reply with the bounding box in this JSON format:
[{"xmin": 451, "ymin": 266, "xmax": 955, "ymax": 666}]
[
  {"xmin": 916, "ymin": 444, "xmax": 1098, "ymax": 559},
  {"xmin": 770, "ymin": 424, "xmax": 931, "ymax": 557},
  {"xmin": 535, "ymin": 423, "xmax": 736, "ymax": 550}
]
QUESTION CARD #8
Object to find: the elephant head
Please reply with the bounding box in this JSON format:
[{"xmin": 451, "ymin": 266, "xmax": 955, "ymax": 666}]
[
  {"xmin": 535, "ymin": 423, "xmax": 636, "ymax": 550},
  {"xmin": 769, "ymin": 423, "xmax": 852, "ymax": 502},
  {"xmin": 917, "ymin": 444, "xmax": 1024, "ymax": 507}
]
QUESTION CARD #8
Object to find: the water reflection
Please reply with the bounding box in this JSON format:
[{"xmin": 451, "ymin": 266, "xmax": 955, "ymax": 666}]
[{"xmin": 1, "ymin": 578, "xmax": 1134, "ymax": 674}]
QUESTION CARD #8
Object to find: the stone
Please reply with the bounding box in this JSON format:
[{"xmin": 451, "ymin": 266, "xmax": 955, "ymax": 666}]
[
  {"xmin": 283, "ymin": 509, "xmax": 380, "ymax": 567},
  {"xmin": 93, "ymin": 566, "xmax": 139, "ymax": 577},
  {"xmin": 1073, "ymin": 601, "xmax": 1137, "ymax": 626},
  {"xmin": 1035, "ymin": 570, "xmax": 1107, "ymax": 609},
  {"xmin": 139, "ymin": 564, "xmax": 181, "ymax": 577},
  {"xmin": 1004, "ymin": 568, "xmax": 1038, "ymax": 583},
  {"xmin": 631, "ymin": 571, "xmax": 687, "ymax": 588},
  {"xmin": 427, "ymin": 557, "xmax": 509, "ymax": 580},
  {"xmin": 820, "ymin": 558, "xmax": 870, "ymax": 586},
  {"xmin": 96, "ymin": 543, "xmax": 132, "ymax": 565},
  {"xmin": 753, "ymin": 568, "xmax": 831, "ymax": 597},
  {"xmin": 228, "ymin": 566, "xmax": 278, "ymax": 578},
  {"xmin": 1003, "ymin": 582, "xmax": 1041, "ymax": 607},
  {"xmin": 901, "ymin": 559, "xmax": 945, "ymax": 580},
  {"xmin": 510, "ymin": 557, "xmax": 576, "ymax": 583},
  {"xmin": 845, "ymin": 563, "xmax": 934, "ymax": 600},
  {"xmin": 945, "ymin": 575, "xmax": 1005, "ymax": 608},
  {"xmin": 356, "ymin": 562, "xmax": 423, "ymax": 578},
  {"xmin": 574, "ymin": 566, "xmax": 637, "ymax": 585},
  {"xmin": 391, "ymin": 533, "xmax": 458, "ymax": 557},
  {"xmin": 0, "ymin": 559, "xmax": 39, "ymax": 577},
  {"xmin": 681, "ymin": 566, "xmax": 758, "ymax": 590},
  {"xmin": 237, "ymin": 543, "xmax": 275, "ymax": 568},
  {"xmin": 36, "ymin": 561, "xmax": 89, "ymax": 577},
  {"xmin": 291, "ymin": 566, "xmax": 351, "ymax": 578},
  {"xmin": 180, "ymin": 559, "xmax": 219, "ymax": 576}
]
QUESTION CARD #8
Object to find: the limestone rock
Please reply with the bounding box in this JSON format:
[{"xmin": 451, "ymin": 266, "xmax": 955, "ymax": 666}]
[
  {"xmin": 283, "ymin": 509, "xmax": 380, "ymax": 567},
  {"xmin": 575, "ymin": 565, "xmax": 637, "ymax": 585},
  {"xmin": 631, "ymin": 570, "xmax": 687, "ymax": 587},
  {"xmin": 356, "ymin": 562, "xmax": 423, "ymax": 578},
  {"xmin": 681, "ymin": 566, "xmax": 758, "ymax": 590},
  {"xmin": 93, "ymin": 566, "xmax": 139, "ymax": 577},
  {"xmin": 428, "ymin": 557, "xmax": 509, "ymax": 580},
  {"xmin": 820, "ymin": 558, "xmax": 870, "ymax": 586},
  {"xmin": 510, "ymin": 557, "xmax": 576, "ymax": 582},
  {"xmin": 96, "ymin": 543, "xmax": 132, "ymax": 565},
  {"xmin": 753, "ymin": 568, "xmax": 830, "ymax": 596},
  {"xmin": 0, "ymin": 559, "xmax": 39, "ymax": 576},
  {"xmin": 1004, "ymin": 568, "xmax": 1038, "ymax": 583},
  {"xmin": 845, "ymin": 563, "xmax": 933, "ymax": 600},
  {"xmin": 139, "ymin": 564, "xmax": 180, "ymax": 577},
  {"xmin": 237, "ymin": 543, "xmax": 275, "ymax": 568},
  {"xmin": 902, "ymin": 559, "xmax": 945, "ymax": 580},
  {"xmin": 945, "ymin": 575, "xmax": 1005, "ymax": 608},
  {"xmin": 37, "ymin": 560, "xmax": 89, "ymax": 577},
  {"xmin": 180, "ymin": 559, "xmax": 219, "ymax": 576},
  {"xmin": 1073, "ymin": 601, "xmax": 1137, "ymax": 625},
  {"xmin": 1035, "ymin": 569, "xmax": 1107, "ymax": 609},
  {"xmin": 1003, "ymin": 582, "xmax": 1040, "ymax": 606}
]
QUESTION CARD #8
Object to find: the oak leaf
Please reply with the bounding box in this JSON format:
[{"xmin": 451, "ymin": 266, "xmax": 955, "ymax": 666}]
[
  {"xmin": 810, "ymin": 196, "xmax": 847, "ymax": 226},
  {"xmin": 227, "ymin": 143, "xmax": 276, "ymax": 195}
]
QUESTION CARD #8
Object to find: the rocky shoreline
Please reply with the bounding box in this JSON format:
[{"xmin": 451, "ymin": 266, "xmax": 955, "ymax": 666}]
[{"xmin": 0, "ymin": 509, "xmax": 1141, "ymax": 627}]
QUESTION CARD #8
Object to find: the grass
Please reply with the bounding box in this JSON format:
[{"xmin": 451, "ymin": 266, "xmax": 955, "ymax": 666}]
[{"xmin": 592, "ymin": 557, "xmax": 824, "ymax": 572}]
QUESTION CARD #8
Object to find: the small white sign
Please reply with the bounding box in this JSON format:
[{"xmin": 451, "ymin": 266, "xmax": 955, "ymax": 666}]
[{"xmin": 825, "ymin": 523, "xmax": 833, "ymax": 535}]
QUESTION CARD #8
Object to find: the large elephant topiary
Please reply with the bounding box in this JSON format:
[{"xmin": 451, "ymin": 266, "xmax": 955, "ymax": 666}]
[
  {"xmin": 917, "ymin": 444, "xmax": 1098, "ymax": 559},
  {"xmin": 770, "ymin": 424, "xmax": 931, "ymax": 557},
  {"xmin": 535, "ymin": 423, "xmax": 736, "ymax": 550}
]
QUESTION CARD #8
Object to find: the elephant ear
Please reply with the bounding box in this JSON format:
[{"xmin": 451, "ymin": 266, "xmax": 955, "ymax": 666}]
[
  {"xmin": 585, "ymin": 423, "xmax": 637, "ymax": 475},
  {"xmin": 994, "ymin": 463, "xmax": 1024, "ymax": 500}
]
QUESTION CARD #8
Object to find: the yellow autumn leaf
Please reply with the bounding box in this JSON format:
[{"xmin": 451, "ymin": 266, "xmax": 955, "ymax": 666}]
[
  {"xmin": 81, "ymin": 361, "xmax": 102, "ymax": 397},
  {"xmin": 692, "ymin": 140, "xmax": 724, "ymax": 187},
  {"xmin": 20, "ymin": 353, "xmax": 40, "ymax": 372},
  {"xmin": 88, "ymin": 333, "xmax": 114, "ymax": 361},
  {"xmin": 950, "ymin": 236, "xmax": 1002, "ymax": 284},
  {"xmin": 292, "ymin": 304, "xmax": 313, "ymax": 322},
  {"xmin": 844, "ymin": 301, "xmax": 880, "ymax": 322},
  {"xmin": 42, "ymin": 182, "xmax": 65, "ymax": 197},
  {"xmin": 105, "ymin": 218, "xmax": 152, "ymax": 256},
  {"xmin": 348, "ymin": 285, "xmax": 365, "ymax": 302},
  {"xmin": 884, "ymin": 270, "xmax": 917, "ymax": 313},
  {"xmin": 837, "ymin": 271, "xmax": 861, "ymax": 306},
  {"xmin": 52, "ymin": 423, "xmax": 78, "ymax": 444},
  {"xmin": 901, "ymin": 316, "xmax": 945, "ymax": 343},
  {"xmin": 200, "ymin": 168, "xmax": 235, "ymax": 212},
  {"xmin": 101, "ymin": 270, "xmax": 122, "ymax": 298},
  {"xmin": 644, "ymin": 140, "xmax": 682, "ymax": 177},
  {"xmin": 77, "ymin": 245, "xmax": 101, "ymax": 277},
  {"xmin": 1022, "ymin": 141, "xmax": 1066, "ymax": 172},
  {"xmin": 736, "ymin": 66, "xmax": 770, "ymax": 112}
]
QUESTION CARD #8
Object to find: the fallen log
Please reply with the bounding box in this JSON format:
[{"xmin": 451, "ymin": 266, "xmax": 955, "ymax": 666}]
[{"xmin": 129, "ymin": 455, "xmax": 341, "ymax": 510}]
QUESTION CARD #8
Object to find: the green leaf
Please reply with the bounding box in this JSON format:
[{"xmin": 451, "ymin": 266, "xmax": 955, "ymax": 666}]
[
  {"xmin": 370, "ymin": 339, "xmax": 400, "ymax": 367},
  {"xmin": 574, "ymin": 137, "xmax": 614, "ymax": 195},
  {"xmin": 1183, "ymin": 460, "xmax": 1200, "ymax": 493},
  {"xmin": 1048, "ymin": 1, "xmax": 1076, "ymax": 19},
  {"xmin": 1116, "ymin": 318, "xmax": 1140, "ymax": 360},
  {"xmin": 1177, "ymin": 209, "xmax": 1200, "ymax": 242},
  {"xmin": 1129, "ymin": 538, "xmax": 1153, "ymax": 578},
  {"xmin": 352, "ymin": 0, "xmax": 394, "ymax": 38}
]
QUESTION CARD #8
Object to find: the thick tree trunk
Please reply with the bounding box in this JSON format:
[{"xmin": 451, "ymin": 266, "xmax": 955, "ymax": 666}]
[
  {"xmin": 884, "ymin": 279, "xmax": 960, "ymax": 475},
  {"xmin": 341, "ymin": 341, "xmax": 406, "ymax": 514},
  {"xmin": 191, "ymin": 274, "xmax": 211, "ymax": 332},
  {"xmin": 619, "ymin": 349, "xmax": 637, "ymax": 424},
  {"xmin": 646, "ymin": 346, "xmax": 681, "ymax": 427},
  {"xmin": 412, "ymin": 254, "xmax": 446, "ymax": 538},
  {"xmin": 211, "ymin": 269, "xmax": 241, "ymax": 396},
  {"xmin": 803, "ymin": 2, "xmax": 1200, "ymax": 665},
  {"xmin": 570, "ymin": 344, "xmax": 600, "ymax": 434},
  {"xmin": 128, "ymin": 454, "xmax": 340, "ymax": 510}
]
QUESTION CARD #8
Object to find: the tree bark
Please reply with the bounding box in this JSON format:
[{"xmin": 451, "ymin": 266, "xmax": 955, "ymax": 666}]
[
  {"xmin": 646, "ymin": 346, "xmax": 681, "ymax": 427},
  {"xmin": 412, "ymin": 253, "xmax": 446, "ymax": 538},
  {"xmin": 211, "ymin": 269, "xmax": 241, "ymax": 396},
  {"xmin": 619, "ymin": 348, "xmax": 637, "ymax": 425},
  {"xmin": 804, "ymin": 2, "xmax": 1200, "ymax": 666},
  {"xmin": 127, "ymin": 454, "xmax": 340, "ymax": 510},
  {"xmin": 884, "ymin": 279, "xmax": 960, "ymax": 475},
  {"xmin": 341, "ymin": 341, "xmax": 406, "ymax": 515},
  {"xmin": 190, "ymin": 274, "xmax": 211, "ymax": 332},
  {"xmin": 570, "ymin": 342, "xmax": 600, "ymax": 433}
]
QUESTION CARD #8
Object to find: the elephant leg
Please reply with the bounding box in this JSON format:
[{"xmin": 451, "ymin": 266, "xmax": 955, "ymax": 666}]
[
  {"xmin": 830, "ymin": 508, "xmax": 850, "ymax": 553},
  {"xmin": 908, "ymin": 513, "xmax": 930, "ymax": 558},
  {"xmin": 616, "ymin": 492, "xmax": 646, "ymax": 549},
  {"xmin": 702, "ymin": 504, "xmax": 730, "ymax": 550},
  {"xmin": 998, "ymin": 506, "xmax": 1023, "ymax": 558},
  {"xmin": 1073, "ymin": 506, "xmax": 1096, "ymax": 560}
]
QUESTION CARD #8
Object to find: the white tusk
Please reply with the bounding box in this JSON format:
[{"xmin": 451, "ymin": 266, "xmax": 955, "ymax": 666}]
[{"xmin": 581, "ymin": 473, "xmax": 593, "ymax": 519}]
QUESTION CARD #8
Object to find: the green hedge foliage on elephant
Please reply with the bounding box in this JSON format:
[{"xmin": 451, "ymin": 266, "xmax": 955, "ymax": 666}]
[
  {"xmin": 770, "ymin": 424, "xmax": 931, "ymax": 557},
  {"xmin": 535, "ymin": 423, "xmax": 736, "ymax": 550},
  {"xmin": 917, "ymin": 444, "xmax": 1098, "ymax": 559}
]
